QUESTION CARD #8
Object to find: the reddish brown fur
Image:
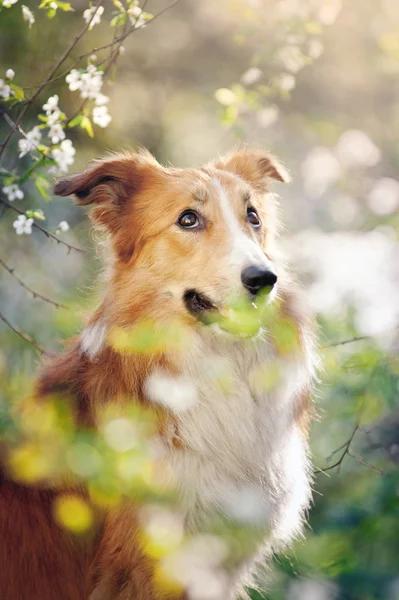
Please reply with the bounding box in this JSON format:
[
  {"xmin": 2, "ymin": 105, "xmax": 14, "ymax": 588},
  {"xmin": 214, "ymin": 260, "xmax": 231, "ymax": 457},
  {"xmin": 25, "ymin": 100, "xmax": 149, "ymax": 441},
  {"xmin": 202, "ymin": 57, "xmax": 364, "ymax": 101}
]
[{"xmin": 0, "ymin": 148, "xmax": 313, "ymax": 600}]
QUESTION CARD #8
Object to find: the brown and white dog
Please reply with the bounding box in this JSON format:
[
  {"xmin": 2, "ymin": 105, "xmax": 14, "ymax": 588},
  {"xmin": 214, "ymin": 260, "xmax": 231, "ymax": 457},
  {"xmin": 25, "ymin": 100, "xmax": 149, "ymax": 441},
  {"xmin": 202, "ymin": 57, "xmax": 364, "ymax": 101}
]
[{"xmin": 0, "ymin": 148, "xmax": 317, "ymax": 600}]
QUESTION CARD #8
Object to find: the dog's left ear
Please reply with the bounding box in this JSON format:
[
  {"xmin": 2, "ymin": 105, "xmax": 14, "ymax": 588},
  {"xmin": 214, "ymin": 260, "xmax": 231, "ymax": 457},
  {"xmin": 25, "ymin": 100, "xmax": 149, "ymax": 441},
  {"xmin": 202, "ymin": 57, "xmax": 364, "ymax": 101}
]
[{"xmin": 212, "ymin": 148, "xmax": 290, "ymax": 190}]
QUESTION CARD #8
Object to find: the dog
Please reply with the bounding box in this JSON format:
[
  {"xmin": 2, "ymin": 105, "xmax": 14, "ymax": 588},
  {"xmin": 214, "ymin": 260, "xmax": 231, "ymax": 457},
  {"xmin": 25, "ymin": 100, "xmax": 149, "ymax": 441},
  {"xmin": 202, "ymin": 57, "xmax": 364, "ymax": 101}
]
[{"xmin": 0, "ymin": 147, "xmax": 317, "ymax": 600}]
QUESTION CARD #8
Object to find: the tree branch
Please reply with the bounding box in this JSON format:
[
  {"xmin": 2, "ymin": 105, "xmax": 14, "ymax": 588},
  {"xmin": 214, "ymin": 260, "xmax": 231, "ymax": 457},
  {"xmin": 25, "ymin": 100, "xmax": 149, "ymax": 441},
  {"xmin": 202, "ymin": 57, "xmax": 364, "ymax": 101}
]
[
  {"xmin": 315, "ymin": 424, "xmax": 359, "ymax": 474},
  {"xmin": 0, "ymin": 257, "xmax": 68, "ymax": 309},
  {"xmin": 0, "ymin": 0, "xmax": 104, "ymax": 159},
  {"xmin": 0, "ymin": 198, "xmax": 85, "ymax": 254},
  {"xmin": 0, "ymin": 309, "xmax": 50, "ymax": 356}
]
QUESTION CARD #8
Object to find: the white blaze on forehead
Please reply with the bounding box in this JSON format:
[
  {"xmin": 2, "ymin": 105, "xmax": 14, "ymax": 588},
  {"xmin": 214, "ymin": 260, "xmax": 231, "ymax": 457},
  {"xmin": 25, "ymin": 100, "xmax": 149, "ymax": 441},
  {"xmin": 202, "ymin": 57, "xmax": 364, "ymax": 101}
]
[{"xmin": 212, "ymin": 177, "xmax": 269, "ymax": 270}]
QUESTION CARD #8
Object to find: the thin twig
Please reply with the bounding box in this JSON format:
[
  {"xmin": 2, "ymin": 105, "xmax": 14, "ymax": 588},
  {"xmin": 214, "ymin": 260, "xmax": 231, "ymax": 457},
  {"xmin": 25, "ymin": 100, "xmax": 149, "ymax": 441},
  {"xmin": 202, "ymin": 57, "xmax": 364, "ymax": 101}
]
[
  {"xmin": 0, "ymin": 198, "xmax": 85, "ymax": 254},
  {"xmin": 347, "ymin": 451, "xmax": 385, "ymax": 475},
  {"xmin": 0, "ymin": 1, "xmax": 104, "ymax": 159},
  {"xmin": 0, "ymin": 257, "xmax": 68, "ymax": 309},
  {"xmin": 315, "ymin": 424, "xmax": 359, "ymax": 473},
  {"xmin": 323, "ymin": 335, "xmax": 372, "ymax": 349},
  {"xmin": 0, "ymin": 310, "xmax": 50, "ymax": 356},
  {"xmin": 324, "ymin": 326, "xmax": 399, "ymax": 349}
]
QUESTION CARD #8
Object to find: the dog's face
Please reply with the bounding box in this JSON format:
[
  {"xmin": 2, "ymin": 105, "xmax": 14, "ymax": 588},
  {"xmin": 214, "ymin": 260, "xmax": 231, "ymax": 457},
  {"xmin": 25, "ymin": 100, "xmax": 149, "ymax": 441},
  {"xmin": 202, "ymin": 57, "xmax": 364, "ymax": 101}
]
[{"xmin": 54, "ymin": 149, "xmax": 289, "ymax": 331}]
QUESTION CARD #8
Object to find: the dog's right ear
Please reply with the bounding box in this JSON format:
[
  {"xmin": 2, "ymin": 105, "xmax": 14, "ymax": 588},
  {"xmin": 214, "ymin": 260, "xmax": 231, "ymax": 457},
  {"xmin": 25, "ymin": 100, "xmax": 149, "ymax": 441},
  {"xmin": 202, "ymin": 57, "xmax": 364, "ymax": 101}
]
[{"xmin": 53, "ymin": 151, "xmax": 162, "ymax": 233}]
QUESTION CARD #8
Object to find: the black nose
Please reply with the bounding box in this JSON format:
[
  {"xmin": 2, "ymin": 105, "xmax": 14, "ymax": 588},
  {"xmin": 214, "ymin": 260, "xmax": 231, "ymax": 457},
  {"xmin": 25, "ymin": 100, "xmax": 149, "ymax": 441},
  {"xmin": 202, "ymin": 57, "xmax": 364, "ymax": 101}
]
[{"xmin": 241, "ymin": 265, "xmax": 277, "ymax": 295}]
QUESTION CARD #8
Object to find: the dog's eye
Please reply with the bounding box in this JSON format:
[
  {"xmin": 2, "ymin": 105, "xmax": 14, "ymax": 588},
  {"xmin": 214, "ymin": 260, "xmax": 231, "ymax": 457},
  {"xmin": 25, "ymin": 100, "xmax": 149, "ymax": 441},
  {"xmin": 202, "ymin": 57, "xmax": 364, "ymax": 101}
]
[
  {"xmin": 247, "ymin": 207, "xmax": 261, "ymax": 228},
  {"xmin": 178, "ymin": 210, "xmax": 200, "ymax": 229}
]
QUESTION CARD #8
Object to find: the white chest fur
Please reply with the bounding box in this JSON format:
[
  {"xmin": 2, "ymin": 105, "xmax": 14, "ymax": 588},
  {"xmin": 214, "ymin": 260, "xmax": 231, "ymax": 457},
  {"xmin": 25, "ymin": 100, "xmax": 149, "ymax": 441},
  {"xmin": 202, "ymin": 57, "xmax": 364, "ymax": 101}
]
[{"xmin": 147, "ymin": 331, "xmax": 313, "ymax": 548}]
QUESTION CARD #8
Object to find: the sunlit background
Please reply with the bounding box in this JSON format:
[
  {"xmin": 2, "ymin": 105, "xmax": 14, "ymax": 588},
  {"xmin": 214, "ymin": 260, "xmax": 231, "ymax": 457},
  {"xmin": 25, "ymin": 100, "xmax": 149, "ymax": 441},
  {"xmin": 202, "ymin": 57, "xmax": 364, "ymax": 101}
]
[{"xmin": 1, "ymin": 1, "xmax": 399, "ymax": 599}]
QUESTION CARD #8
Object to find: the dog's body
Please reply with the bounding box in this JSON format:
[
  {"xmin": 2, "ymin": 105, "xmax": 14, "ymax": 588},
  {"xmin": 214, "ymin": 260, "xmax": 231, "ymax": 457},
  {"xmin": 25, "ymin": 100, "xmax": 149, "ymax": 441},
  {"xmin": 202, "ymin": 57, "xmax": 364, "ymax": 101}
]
[{"xmin": 0, "ymin": 148, "xmax": 317, "ymax": 600}]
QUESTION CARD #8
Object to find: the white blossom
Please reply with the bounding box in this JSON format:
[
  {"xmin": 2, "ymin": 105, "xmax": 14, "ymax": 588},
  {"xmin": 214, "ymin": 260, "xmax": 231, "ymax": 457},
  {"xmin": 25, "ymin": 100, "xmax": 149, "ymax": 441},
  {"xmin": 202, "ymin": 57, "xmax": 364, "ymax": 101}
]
[
  {"xmin": 308, "ymin": 39, "xmax": 324, "ymax": 60},
  {"xmin": 13, "ymin": 214, "xmax": 33, "ymax": 235},
  {"xmin": 2, "ymin": 183, "xmax": 24, "ymax": 202},
  {"xmin": 368, "ymin": 178, "xmax": 399, "ymax": 216},
  {"xmin": 278, "ymin": 45, "xmax": 307, "ymax": 73},
  {"xmin": 83, "ymin": 5, "xmax": 104, "ymax": 29},
  {"xmin": 18, "ymin": 126, "xmax": 41, "ymax": 157},
  {"xmin": 57, "ymin": 220, "xmax": 69, "ymax": 232},
  {"xmin": 301, "ymin": 146, "xmax": 341, "ymax": 197},
  {"xmin": 256, "ymin": 106, "xmax": 279, "ymax": 128},
  {"xmin": 0, "ymin": 79, "xmax": 11, "ymax": 99},
  {"xmin": 2, "ymin": 0, "xmax": 18, "ymax": 7},
  {"xmin": 43, "ymin": 94, "xmax": 59, "ymax": 113},
  {"xmin": 94, "ymin": 93, "xmax": 109, "ymax": 106},
  {"xmin": 49, "ymin": 1, "xmax": 57, "ymax": 8},
  {"xmin": 51, "ymin": 139, "xmax": 76, "ymax": 173},
  {"xmin": 65, "ymin": 69, "xmax": 81, "ymax": 92},
  {"xmin": 240, "ymin": 67, "xmax": 262, "ymax": 86},
  {"xmin": 5, "ymin": 69, "xmax": 15, "ymax": 80},
  {"xmin": 21, "ymin": 5, "xmax": 35, "ymax": 27},
  {"xmin": 66, "ymin": 65, "xmax": 103, "ymax": 100},
  {"xmin": 278, "ymin": 73, "xmax": 296, "ymax": 91},
  {"xmin": 336, "ymin": 129, "xmax": 381, "ymax": 168},
  {"xmin": 92, "ymin": 105, "xmax": 111, "ymax": 128},
  {"xmin": 49, "ymin": 122, "xmax": 66, "ymax": 144},
  {"xmin": 127, "ymin": 6, "xmax": 146, "ymax": 28}
]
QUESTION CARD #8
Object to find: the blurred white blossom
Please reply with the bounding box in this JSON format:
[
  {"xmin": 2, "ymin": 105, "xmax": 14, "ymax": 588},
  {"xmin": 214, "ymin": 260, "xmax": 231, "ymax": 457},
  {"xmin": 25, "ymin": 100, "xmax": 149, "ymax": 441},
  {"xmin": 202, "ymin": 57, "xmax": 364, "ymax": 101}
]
[
  {"xmin": 83, "ymin": 5, "xmax": 104, "ymax": 29},
  {"xmin": 103, "ymin": 418, "xmax": 138, "ymax": 452},
  {"xmin": 308, "ymin": 39, "xmax": 324, "ymax": 59},
  {"xmin": 128, "ymin": 6, "xmax": 146, "ymax": 28},
  {"xmin": 316, "ymin": 0, "xmax": 342, "ymax": 25},
  {"xmin": 301, "ymin": 147, "xmax": 341, "ymax": 197},
  {"xmin": 18, "ymin": 126, "xmax": 41, "ymax": 157},
  {"xmin": 13, "ymin": 214, "xmax": 33, "ymax": 235},
  {"xmin": 241, "ymin": 67, "xmax": 262, "ymax": 86},
  {"xmin": 329, "ymin": 194, "xmax": 361, "ymax": 226},
  {"xmin": 368, "ymin": 177, "xmax": 399, "ymax": 216},
  {"xmin": 288, "ymin": 229, "xmax": 399, "ymax": 337},
  {"xmin": 336, "ymin": 129, "xmax": 381, "ymax": 168},
  {"xmin": 288, "ymin": 579, "xmax": 338, "ymax": 600},
  {"xmin": 92, "ymin": 105, "xmax": 112, "ymax": 128},
  {"xmin": 57, "ymin": 220, "xmax": 69, "ymax": 232},
  {"xmin": 51, "ymin": 139, "xmax": 76, "ymax": 173},
  {"xmin": 2, "ymin": 0, "xmax": 18, "ymax": 7},
  {"xmin": 0, "ymin": 79, "xmax": 12, "ymax": 99},
  {"xmin": 5, "ymin": 68, "xmax": 15, "ymax": 80},
  {"xmin": 257, "ymin": 106, "xmax": 279, "ymax": 128},
  {"xmin": 278, "ymin": 45, "xmax": 307, "ymax": 72},
  {"xmin": 144, "ymin": 372, "xmax": 198, "ymax": 413},
  {"xmin": 3, "ymin": 183, "xmax": 23, "ymax": 202},
  {"xmin": 21, "ymin": 5, "xmax": 34, "ymax": 27},
  {"xmin": 278, "ymin": 73, "xmax": 296, "ymax": 91}
]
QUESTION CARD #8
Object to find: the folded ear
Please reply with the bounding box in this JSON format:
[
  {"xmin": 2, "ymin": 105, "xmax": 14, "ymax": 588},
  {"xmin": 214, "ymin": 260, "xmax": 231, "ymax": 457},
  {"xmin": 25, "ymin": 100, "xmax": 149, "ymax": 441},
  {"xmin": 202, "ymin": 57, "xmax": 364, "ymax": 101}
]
[
  {"xmin": 53, "ymin": 151, "xmax": 163, "ymax": 261},
  {"xmin": 53, "ymin": 151, "xmax": 161, "ymax": 232},
  {"xmin": 212, "ymin": 148, "xmax": 290, "ymax": 190}
]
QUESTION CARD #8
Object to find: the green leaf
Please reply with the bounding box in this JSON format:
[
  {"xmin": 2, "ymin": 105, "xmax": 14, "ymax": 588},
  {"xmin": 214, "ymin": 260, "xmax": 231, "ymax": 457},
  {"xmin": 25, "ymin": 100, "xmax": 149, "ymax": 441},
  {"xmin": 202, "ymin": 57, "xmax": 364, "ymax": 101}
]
[
  {"xmin": 10, "ymin": 84, "xmax": 25, "ymax": 101},
  {"xmin": 80, "ymin": 116, "xmax": 94, "ymax": 138},
  {"xmin": 356, "ymin": 394, "xmax": 383, "ymax": 425},
  {"xmin": 34, "ymin": 176, "xmax": 51, "ymax": 200},
  {"xmin": 57, "ymin": 1, "xmax": 73, "ymax": 11},
  {"xmin": 68, "ymin": 115, "xmax": 83, "ymax": 128},
  {"xmin": 110, "ymin": 13, "xmax": 127, "ymax": 27}
]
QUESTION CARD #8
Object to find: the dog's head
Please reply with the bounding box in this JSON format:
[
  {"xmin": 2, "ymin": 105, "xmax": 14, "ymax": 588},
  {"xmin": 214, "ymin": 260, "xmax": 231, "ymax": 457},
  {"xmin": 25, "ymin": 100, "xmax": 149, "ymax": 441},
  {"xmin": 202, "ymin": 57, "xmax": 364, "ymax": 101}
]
[{"xmin": 54, "ymin": 148, "xmax": 289, "ymax": 333}]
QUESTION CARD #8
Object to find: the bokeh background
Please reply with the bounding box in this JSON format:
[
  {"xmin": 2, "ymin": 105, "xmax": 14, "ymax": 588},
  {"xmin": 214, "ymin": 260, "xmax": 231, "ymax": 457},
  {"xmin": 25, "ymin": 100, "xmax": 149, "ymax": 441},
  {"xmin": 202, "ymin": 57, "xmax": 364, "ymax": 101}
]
[{"xmin": 1, "ymin": 1, "xmax": 399, "ymax": 599}]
